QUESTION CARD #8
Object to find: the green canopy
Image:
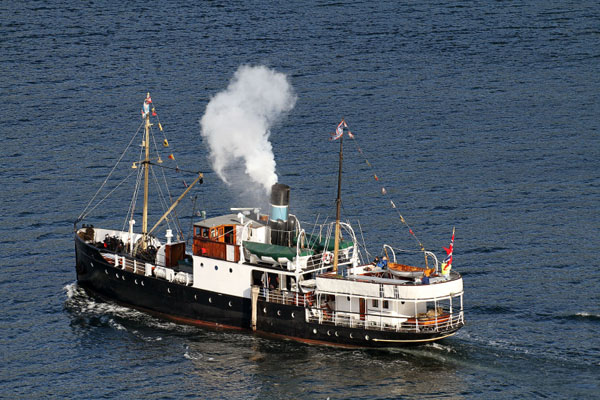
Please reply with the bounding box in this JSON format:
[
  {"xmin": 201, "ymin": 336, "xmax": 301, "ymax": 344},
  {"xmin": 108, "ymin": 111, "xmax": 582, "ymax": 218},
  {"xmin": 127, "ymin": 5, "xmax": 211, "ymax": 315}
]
[{"xmin": 243, "ymin": 241, "xmax": 315, "ymax": 261}]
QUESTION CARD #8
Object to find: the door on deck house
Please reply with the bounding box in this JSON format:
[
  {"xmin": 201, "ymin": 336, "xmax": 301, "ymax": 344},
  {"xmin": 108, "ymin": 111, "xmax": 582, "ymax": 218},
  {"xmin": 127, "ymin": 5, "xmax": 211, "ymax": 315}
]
[{"xmin": 359, "ymin": 298, "xmax": 366, "ymax": 321}]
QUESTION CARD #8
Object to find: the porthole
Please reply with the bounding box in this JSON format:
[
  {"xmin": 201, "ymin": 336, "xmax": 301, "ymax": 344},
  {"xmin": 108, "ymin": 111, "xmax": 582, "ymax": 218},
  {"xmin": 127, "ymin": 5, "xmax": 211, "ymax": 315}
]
[
  {"xmin": 277, "ymin": 310, "xmax": 281, "ymax": 316},
  {"xmin": 209, "ymin": 297, "xmax": 212, "ymax": 303},
  {"xmin": 122, "ymin": 275, "xmax": 125, "ymax": 281},
  {"xmin": 327, "ymin": 330, "xmax": 331, "ymax": 336},
  {"xmin": 365, "ymin": 335, "xmax": 370, "ymax": 341},
  {"xmin": 168, "ymin": 288, "xmax": 171, "ymax": 294},
  {"xmin": 263, "ymin": 307, "xmax": 267, "ymax": 314},
  {"xmin": 141, "ymin": 281, "xmax": 145, "ymax": 286},
  {"xmin": 194, "ymin": 294, "xmax": 197, "ymax": 300},
  {"xmin": 201, "ymin": 263, "xmax": 204, "ymax": 267},
  {"xmin": 335, "ymin": 331, "xmax": 339, "ymax": 337},
  {"xmin": 135, "ymin": 279, "xmax": 138, "ymax": 285},
  {"xmin": 105, "ymin": 269, "xmax": 108, "ymax": 275},
  {"xmin": 91, "ymin": 262, "xmax": 94, "ymax": 268},
  {"xmin": 350, "ymin": 333, "xmax": 354, "ymax": 339},
  {"xmin": 229, "ymin": 301, "xmax": 233, "ymax": 307},
  {"xmin": 229, "ymin": 268, "xmax": 233, "ymax": 273},
  {"xmin": 291, "ymin": 312, "xmax": 295, "ymax": 318},
  {"xmin": 313, "ymin": 329, "xmax": 317, "ymax": 334},
  {"xmin": 116, "ymin": 273, "xmax": 119, "ymax": 278},
  {"xmin": 214, "ymin": 265, "xmax": 218, "ymax": 271}
]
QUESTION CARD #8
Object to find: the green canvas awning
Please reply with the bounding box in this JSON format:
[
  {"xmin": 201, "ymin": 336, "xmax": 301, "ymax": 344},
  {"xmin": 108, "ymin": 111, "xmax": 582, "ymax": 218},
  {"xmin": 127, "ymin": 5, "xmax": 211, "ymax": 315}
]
[{"xmin": 243, "ymin": 241, "xmax": 315, "ymax": 261}]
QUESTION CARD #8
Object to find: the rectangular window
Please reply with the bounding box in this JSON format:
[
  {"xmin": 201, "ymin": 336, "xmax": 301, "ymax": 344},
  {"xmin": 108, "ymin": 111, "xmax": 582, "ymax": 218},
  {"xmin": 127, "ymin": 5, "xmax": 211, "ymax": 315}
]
[
  {"xmin": 383, "ymin": 300, "xmax": 389, "ymax": 309},
  {"xmin": 224, "ymin": 226, "xmax": 235, "ymax": 244},
  {"xmin": 372, "ymin": 299, "xmax": 378, "ymax": 308}
]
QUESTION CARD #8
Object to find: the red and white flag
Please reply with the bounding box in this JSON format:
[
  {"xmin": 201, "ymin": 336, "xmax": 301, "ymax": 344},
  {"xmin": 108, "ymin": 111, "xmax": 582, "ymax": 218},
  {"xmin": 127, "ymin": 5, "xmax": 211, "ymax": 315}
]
[
  {"xmin": 441, "ymin": 227, "xmax": 455, "ymax": 275},
  {"xmin": 330, "ymin": 119, "xmax": 347, "ymax": 141}
]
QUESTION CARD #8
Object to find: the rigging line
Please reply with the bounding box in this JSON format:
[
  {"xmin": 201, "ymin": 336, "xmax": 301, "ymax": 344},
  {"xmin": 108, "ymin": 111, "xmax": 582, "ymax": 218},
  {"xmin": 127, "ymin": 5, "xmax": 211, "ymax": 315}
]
[
  {"xmin": 148, "ymin": 124, "xmax": 185, "ymax": 239},
  {"xmin": 150, "ymin": 166, "xmax": 172, "ymax": 227},
  {"xmin": 149, "ymin": 165, "xmax": 185, "ymax": 240},
  {"xmin": 122, "ymin": 138, "xmax": 146, "ymax": 230},
  {"xmin": 79, "ymin": 169, "xmax": 138, "ymax": 222},
  {"xmin": 123, "ymin": 139, "xmax": 145, "ymax": 230},
  {"xmin": 356, "ymin": 219, "xmax": 372, "ymax": 262},
  {"xmin": 149, "ymin": 124, "xmax": 174, "ymax": 204},
  {"xmin": 346, "ymin": 132, "xmax": 427, "ymax": 252},
  {"xmin": 78, "ymin": 120, "xmax": 145, "ymax": 221},
  {"xmin": 147, "ymin": 162, "xmax": 202, "ymax": 175},
  {"xmin": 123, "ymin": 166, "xmax": 144, "ymax": 232}
]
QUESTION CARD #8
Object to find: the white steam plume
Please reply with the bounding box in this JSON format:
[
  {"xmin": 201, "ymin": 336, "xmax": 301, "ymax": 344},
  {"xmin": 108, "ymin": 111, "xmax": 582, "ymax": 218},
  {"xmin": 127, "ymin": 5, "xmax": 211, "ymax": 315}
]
[{"xmin": 200, "ymin": 65, "xmax": 296, "ymax": 196}]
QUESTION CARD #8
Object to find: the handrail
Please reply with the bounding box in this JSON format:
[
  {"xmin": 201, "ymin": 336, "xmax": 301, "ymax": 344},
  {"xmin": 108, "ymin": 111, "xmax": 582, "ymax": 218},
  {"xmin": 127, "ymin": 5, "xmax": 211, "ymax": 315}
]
[{"xmin": 306, "ymin": 307, "xmax": 464, "ymax": 333}]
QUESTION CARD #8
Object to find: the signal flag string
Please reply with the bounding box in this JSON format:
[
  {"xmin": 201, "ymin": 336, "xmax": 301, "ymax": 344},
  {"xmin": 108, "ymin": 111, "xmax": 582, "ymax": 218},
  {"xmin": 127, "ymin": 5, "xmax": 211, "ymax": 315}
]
[{"xmin": 332, "ymin": 119, "xmax": 427, "ymax": 254}]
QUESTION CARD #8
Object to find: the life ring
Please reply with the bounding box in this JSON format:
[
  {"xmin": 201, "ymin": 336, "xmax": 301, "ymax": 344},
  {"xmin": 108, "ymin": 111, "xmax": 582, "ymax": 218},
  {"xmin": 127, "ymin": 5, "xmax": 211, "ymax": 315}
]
[{"xmin": 322, "ymin": 252, "xmax": 332, "ymax": 264}]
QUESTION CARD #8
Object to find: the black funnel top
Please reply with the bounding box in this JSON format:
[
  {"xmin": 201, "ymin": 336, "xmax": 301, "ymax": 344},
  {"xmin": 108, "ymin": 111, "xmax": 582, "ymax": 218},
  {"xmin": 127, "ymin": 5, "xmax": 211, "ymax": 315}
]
[{"xmin": 270, "ymin": 183, "xmax": 290, "ymax": 206}]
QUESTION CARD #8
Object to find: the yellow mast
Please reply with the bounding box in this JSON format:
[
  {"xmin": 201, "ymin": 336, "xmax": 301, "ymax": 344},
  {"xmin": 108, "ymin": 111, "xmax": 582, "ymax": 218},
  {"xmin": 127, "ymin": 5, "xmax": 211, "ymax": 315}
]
[{"xmin": 141, "ymin": 93, "xmax": 151, "ymax": 249}]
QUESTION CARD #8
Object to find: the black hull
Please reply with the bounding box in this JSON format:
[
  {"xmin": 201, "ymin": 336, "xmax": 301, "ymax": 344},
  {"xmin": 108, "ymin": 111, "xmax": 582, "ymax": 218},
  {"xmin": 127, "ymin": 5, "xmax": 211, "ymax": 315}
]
[{"xmin": 75, "ymin": 235, "xmax": 461, "ymax": 347}]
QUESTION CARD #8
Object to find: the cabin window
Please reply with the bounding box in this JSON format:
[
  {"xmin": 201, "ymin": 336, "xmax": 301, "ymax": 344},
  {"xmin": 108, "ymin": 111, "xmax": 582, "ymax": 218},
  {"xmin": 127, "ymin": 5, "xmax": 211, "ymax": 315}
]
[
  {"xmin": 201, "ymin": 228, "xmax": 209, "ymax": 238},
  {"xmin": 383, "ymin": 300, "xmax": 389, "ymax": 309},
  {"xmin": 210, "ymin": 228, "xmax": 217, "ymax": 239},
  {"xmin": 224, "ymin": 225, "xmax": 235, "ymax": 244},
  {"xmin": 372, "ymin": 299, "xmax": 379, "ymax": 308},
  {"xmin": 252, "ymin": 270, "xmax": 266, "ymax": 287},
  {"xmin": 268, "ymin": 273, "xmax": 279, "ymax": 290}
]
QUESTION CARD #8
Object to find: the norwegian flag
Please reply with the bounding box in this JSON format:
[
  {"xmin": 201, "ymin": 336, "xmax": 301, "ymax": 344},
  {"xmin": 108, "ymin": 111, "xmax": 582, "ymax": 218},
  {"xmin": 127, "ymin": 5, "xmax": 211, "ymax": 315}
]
[
  {"xmin": 441, "ymin": 228, "xmax": 455, "ymax": 275},
  {"xmin": 330, "ymin": 119, "xmax": 347, "ymax": 141}
]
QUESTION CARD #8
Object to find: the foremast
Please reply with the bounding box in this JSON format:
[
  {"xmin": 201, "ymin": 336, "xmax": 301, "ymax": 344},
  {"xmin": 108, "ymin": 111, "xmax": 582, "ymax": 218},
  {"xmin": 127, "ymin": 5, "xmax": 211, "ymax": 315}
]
[{"xmin": 138, "ymin": 92, "xmax": 203, "ymax": 249}]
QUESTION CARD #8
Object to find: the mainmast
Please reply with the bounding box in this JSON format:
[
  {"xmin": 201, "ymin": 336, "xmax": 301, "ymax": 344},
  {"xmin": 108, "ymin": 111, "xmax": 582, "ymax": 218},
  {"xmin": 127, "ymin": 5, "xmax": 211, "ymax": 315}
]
[
  {"xmin": 333, "ymin": 130, "xmax": 344, "ymax": 273},
  {"xmin": 141, "ymin": 93, "xmax": 152, "ymax": 248}
]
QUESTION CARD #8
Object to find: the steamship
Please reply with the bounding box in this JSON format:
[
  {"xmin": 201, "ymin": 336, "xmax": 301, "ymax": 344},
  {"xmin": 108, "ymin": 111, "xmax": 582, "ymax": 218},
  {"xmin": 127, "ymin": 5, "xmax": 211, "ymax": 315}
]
[{"xmin": 74, "ymin": 94, "xmax": 464, "ymax": 347}]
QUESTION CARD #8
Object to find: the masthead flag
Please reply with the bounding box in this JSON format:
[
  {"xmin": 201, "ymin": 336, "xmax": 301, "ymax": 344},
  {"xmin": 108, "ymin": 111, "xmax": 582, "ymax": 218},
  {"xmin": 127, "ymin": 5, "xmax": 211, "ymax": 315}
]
[
  {"xmin": 330, "ymin": 119, "xmax": 347, "ymax": 141},
  {"xmin": 440, "ymin": 227, "xmax": 455, "ymax": 276}
]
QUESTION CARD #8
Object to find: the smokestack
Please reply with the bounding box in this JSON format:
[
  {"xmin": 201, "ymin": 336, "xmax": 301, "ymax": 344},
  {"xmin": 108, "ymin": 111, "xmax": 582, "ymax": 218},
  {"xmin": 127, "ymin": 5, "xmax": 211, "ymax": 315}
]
[{"xmin": 269, "ymin": 183, "xmax": 291, "ymax": 246}]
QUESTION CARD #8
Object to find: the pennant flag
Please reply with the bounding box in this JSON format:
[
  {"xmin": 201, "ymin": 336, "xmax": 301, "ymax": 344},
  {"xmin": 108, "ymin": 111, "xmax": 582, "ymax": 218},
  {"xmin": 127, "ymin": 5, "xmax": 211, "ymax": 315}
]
[
  {"xmin": 441, "ymin": 228, "xmax": 455, "ymax": 276},
  {"xmin": 142, "ymin": 101, "xmax": 150, "ymax": 116},
  {"xmin": 163, "ymin": 139, "xmax": 169, "ymax": 147},
  {"xmin": 183, "ymin": 180, "xmax": 188, "ymax": 188},
  {"xmin": 409, "ymin": 229, "xmax": 414, "ymax": 235},
  {"xmin": 168, "ymin": 154, "xmax": 175, "ymax": 160},
  {"xmin": 381, "ymin": 187, "xmax": 387, "ymax": 195},
  {"xmin": 152, "ymin": 107, "xmax": 157, "ymax": 117},
  {"xmin": 145, "ymin": 93, "xmax": 152, "ymax": 104},
  {"xmin": 158, "ymin": 122, "xmax": 163, "ymax": 131},
  {"xmin": 330, "ymin": 119, "xmax": 348, "ymax": 141},
  {"xmin": 374, "ymin": 174, "xmax": 379, "ymax": 181},
  {"xmin": 365, "ymin": 160, "xmax": 371, "ymax": 167},
  {"xmin": 348, "ymin": 131, "xmax": 354, "ymax": 139},
  {"xmin": 390, "ymin": 200, "xmax": 396, "ymax": 209}
]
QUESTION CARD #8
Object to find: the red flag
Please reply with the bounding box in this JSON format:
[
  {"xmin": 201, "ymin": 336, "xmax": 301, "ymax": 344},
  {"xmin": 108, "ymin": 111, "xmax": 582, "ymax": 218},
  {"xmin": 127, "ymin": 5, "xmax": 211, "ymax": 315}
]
[
  {"xmin": 168, "ymin": 154, "xmax": 175, "ymax": 160},
  {"xmin": 441, "ymin": 228, "xmax": 455, "ymax": 275}
]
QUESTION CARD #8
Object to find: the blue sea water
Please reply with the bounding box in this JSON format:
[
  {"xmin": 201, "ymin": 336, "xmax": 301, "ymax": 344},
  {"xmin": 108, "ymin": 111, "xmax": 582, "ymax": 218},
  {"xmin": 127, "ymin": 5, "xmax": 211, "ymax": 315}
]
[{"xmin": 1, "ymin": 1, "xmax": 599, "ymax": 398}]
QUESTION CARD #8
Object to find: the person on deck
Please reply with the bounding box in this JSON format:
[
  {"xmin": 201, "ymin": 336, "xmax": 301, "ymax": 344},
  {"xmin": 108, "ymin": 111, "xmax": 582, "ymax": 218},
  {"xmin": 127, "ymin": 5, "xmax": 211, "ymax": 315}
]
[{"xmin": 376, "ymin": 256, "xmax": 388, "ymax": 269}]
